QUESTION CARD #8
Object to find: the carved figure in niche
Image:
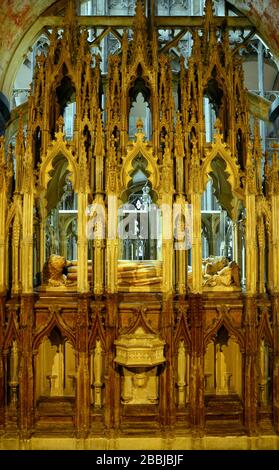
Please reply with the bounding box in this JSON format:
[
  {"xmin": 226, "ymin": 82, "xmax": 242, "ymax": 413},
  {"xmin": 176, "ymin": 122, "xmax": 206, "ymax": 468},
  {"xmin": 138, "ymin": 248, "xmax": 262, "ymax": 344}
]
[
  {"xmin": 203, "ymin": 261, "xmax": 240, "ymax": 287},
  {"xmin": 43, "ymin": 254, "xmax": 73, "ymax": 287}
]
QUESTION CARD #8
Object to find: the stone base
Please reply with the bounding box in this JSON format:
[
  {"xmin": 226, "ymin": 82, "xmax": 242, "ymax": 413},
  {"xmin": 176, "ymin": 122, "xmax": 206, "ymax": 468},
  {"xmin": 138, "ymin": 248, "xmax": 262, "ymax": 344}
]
[{"xmin": 0, "ymin": 434, "xmax": 278, "ymax": 450}]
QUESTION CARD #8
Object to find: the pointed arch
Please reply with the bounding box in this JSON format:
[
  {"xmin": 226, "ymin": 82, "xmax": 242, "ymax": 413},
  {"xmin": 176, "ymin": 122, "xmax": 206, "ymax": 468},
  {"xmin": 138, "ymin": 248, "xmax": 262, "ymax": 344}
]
[
  {"xmin": 3, "ymin": 310, "xmax": 20, "ymax": 352},
  {"xmin": 204, "ymin": 312, "xmax": 245, "ymax": 351},
  {"xmin": 174, "ymin": 309, "xmax": 191, "ymax": 350},
  {"xmin": 39, "ymin": 140, "xmax": 78, "ymax": 191},
  {"xmin": 6, "ymin": 198, "xmax": 23, "ymax": 236},
  {"xmin": 258, "ymin": 310, "xmax": 273, "ymax": 348},
  {"xmin": 33, "ymin": 309, "xmax": 75, "ymax": 351},
  {"xmin": 121, "ymin": 138, "xmax": 159, "ymax": 193},
  {"xmin": 201, "ymin": 130, "xmax": 243, "ymax": 220},
  {"xmin": 88, "ymin": 311, "xmax": 106, "ymax": 353}
]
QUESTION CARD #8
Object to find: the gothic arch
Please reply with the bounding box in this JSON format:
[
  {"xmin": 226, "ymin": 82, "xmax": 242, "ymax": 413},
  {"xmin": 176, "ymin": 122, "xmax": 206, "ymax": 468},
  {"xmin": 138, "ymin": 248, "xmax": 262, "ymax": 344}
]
[
  {"xmin": 6, "ymin": 199, "xmax": 23, "ymax": 236},
  {"xmin": 174, "ymin": 309, "xmax": 191, "ymax": 351},
  {"xmin": 3, "ymin": 311, "xmax": 20, "ymax": 353},
  {"xmin": 39, "ymin": 141, "xmax": 78, "ymax": 191},
  {"xmin": 258, "ymin": 311, "xmax": 273, "ymax": 348},
  {"xmin": 33, "ymin": 309, "xmax": 75, "ymax": 352},
  {"xmin": 88, "ymin": 311, "xmax": 106, "ymax": 353},
  {"xmin": 204, "ymin": 313, "xmax": 245, "ymax": 352},
  {"xmin": 120, "ymin": 138, "xmax": 159, "ymax": 193}
]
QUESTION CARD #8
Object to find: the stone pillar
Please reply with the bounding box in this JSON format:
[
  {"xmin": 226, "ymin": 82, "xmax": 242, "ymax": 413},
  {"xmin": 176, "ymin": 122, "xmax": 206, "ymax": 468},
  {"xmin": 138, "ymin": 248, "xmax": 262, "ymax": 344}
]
[
  {"xmin": 77, "ymin": 193, "xmax": 88, "ymax": 293},
  {"xmin": 75, "ymin": 295, "xmax": 90, "ymax": 438},
  {"xmin": 272, "ymin": 294, "xmax": 279, "ymax": 432},
  {"xmin": 189, "ymin": 294, "xmax": 204, "ymax": 435},
  {"xmin": 21, "ymin": 192, "xmax": 34, "ymax": 293},
  {"xmin": 257, "ymin": 222, "xmax": 265, "ymax": 294},
  {"xmin": 104, "ymin": 295, "xmax": 120, "ymax": 432},
  {"xmin": 243, "ymin": 296, "xmax": 258, "ymax": 435},
  {"xmin": 191, "ymin": 193, "xmax": 202, "ymax": 293},
  {"xmin": 245, "ymin": 194, "xmax": 257, "ymax": 294},
  {"xmin": 12, "ymin": 214, "xmax": 21, "ymax": 295},
  {"xmin": 159, "ymin": 297, "xmax": 175, "ymax": 429},
  {"xmin": 93, "ymin": 339, "xmax": 103, "ymax": 407},
  {"xmin": 18, "ymin": 295, "xmax": 34, "ymax": 438},
  {"xmin": 93, "ymin": 240, "xmax": 105, "ymax": 296},
  {"xmin": 0, "ymin": 137, "xmax": 7, "ymax": 294},
  {"xmin": 0, "ymin": 296, "xmax": 5, "ymax": 429},
  {"xmin": 106, "ymin": 195, "xmax": 118, "ymax": 294}
]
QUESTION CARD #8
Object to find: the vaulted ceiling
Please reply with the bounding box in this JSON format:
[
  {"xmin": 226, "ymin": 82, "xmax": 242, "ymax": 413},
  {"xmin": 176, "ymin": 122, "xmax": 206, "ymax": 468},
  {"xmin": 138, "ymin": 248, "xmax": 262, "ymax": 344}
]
[{"xmin": 0, "ymin": 0, "xmax": 279, "ymax": 94}]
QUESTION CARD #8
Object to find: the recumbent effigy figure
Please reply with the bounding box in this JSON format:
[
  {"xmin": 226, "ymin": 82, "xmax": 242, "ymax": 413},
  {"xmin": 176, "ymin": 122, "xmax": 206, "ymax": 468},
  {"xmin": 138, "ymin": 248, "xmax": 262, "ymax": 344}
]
[
  {"xmin": 188, "ymin": 256, "xmax": 240, "ymax": 289},
  {"xmin": 203, "ymin": 259, "xmax": 240, "ymax": 287},
  {"xmin": 43, "ymin": 254, "xmax": 73, "ymax": 287}
]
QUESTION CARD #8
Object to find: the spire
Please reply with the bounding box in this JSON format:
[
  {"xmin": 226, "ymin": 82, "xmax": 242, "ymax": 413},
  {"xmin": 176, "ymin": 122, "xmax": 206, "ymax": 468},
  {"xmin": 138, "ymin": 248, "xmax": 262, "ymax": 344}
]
[
  {"xmin": 203, "ymin": 0, "xmax": 216, "ymax": 50},
  {"xmin": 94, "ymin": 109, "xmax": 104, "ymax": 159},
  {"xmin": 253, "ymin": 118, "xmax": 263, "ymax": 192},
  {"xmin": 204, "ymin": 0, "xmax": 215, "ymax": 26},
  {"xmin": 130, "ymin": 0, "xmax": 150, "ymax": 66}
]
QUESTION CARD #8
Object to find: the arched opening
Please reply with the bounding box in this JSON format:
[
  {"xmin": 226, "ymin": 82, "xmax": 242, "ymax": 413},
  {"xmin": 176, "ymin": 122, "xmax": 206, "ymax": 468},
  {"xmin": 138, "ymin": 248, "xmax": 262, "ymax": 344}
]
[
  {"xmin": 204, "ymin": 325, "xmax": 243, "ymax": 431},
  {"xmin": 128, "ymin": 69, "xmax": 151, "ymax": 140},
  {"xmin": 118, "ymin": 152, "xmax": 162, "ymax": 291},
  {"xmin": 35, "ymin": 327, "xmax": 76, "ymax": 430},
  {"xmin": 45, "ymin": 155, "xmax": 77, "ymax": 265},
  {"xmin": 35, "ymin": 327, "xmax": 76, "ymax": 399},
  {"xmin": 50, "ymin": 74, "xmax": 76, "ymax": 139},
  {"xmin": 119, "ymin": 153, "xmax": 159, "ymax": 261},
  {"xmin": 201, "ymin": 157, "xmax": 241, "ymax": 290}
]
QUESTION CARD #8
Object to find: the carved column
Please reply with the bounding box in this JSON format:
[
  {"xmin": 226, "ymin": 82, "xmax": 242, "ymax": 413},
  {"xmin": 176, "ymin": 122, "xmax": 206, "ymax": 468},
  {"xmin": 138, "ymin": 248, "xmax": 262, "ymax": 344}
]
[
  {"xmin": 106, "ymin": 194, "xmax": 118, "ymax": 294},
  {"xmin": 257, "ymin": 221, "xmax": 265, "ymax": 294},
  {"xmin": 160, "ymin": 144, "xmax": 174, "ymax": 294},
  {"xmin": 77, "ymin": 192, "xmax": 89, "ymax": 293},
  {"xmin": 18, "ymin": 295, "xmax": 34, "ymax": 438},
  {"xmin": 104, "ymin": 295, "xmax": 120, "ymax": 433},
  {"xmin": 21, "ymin": 190, "xmax": 34, "ymax": 294},
  {"xmin": 243, "ymin": 295, "xmax": 258, "ymax": 435},
  {"xmin": 75, "ymin": 294, "xmax": 90, "ymax": 438},
  {"xmin": 245, "ymin": 147, "xmax": 257, "ymax": 295},
  {"xmin": 159, "ymin": 296, "xmax": 175, "ymax": 429},
  {"xmin": 189, "ymin": 137, "xmax": 202, "ymax": 294},
  {"xmin": 0, "ymin": 137, "xmax": 7, "ymax": 294},
  {"xmin": 174, "ymin": 195, "xmax": 188, "ymax": 295},
  {"xmin": 189, "ymin": 294, "xmax": 204, "ymax": 435},
  {"xmin": 12, "ymin": 214, "xmax": 21, "ymax": 295},
  {"xmin": 191, "ymin": 193, "xmax": 202, "ymax": 293},
  {"xmin": 93, "ymin": 339, "xmax": 103, "ymax": 407},
  {"xmin": 177, "ymin": 339, "xmax": 187, "ymax": 407},
  {"xmin": 0, "ymin": 296, "xmax": 5, "ymax": 429},
  {"xmin": 272, "ymin": 294, "xmax": 279, "ymax": 432}
]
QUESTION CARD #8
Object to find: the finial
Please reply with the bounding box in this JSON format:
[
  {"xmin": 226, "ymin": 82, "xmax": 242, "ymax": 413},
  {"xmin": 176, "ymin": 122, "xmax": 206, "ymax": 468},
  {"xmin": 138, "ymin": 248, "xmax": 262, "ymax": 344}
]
[
  {"xmin": 57, "ymin": 115, "xmax": 64, "ymax": 133},
  {"xmin": 136, "ymin": 117, "xmax": 143, "ymax": 132},
  {"xmin": 214, "ymin": 118, "xmax": 222, "ymax": 134}
]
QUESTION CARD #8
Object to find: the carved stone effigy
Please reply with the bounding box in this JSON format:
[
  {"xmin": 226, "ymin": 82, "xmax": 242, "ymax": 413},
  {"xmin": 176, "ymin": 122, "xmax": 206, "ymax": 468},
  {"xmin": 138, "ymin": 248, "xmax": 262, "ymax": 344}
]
[
  {"xmin": 118, "ymin": 261, "xmax": 162, "ymax": 291},
  {"xmin": 203, "ymin": 260, "xmax": 241, "ymax": 289},
  {"xmin": 188, "ymin": 256, "xmax": 241, "ymax": 290},
  {"xmin": 42, "ymin": 254, "xmax": 73, "ymax": 287}
]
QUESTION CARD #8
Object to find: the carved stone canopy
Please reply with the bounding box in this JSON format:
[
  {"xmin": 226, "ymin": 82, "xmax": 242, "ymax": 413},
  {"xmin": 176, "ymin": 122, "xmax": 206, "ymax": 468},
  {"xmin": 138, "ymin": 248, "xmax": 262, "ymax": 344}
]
[{"xmin": 114, "ymin": 326, "xmax": 165, "ymax": 368}]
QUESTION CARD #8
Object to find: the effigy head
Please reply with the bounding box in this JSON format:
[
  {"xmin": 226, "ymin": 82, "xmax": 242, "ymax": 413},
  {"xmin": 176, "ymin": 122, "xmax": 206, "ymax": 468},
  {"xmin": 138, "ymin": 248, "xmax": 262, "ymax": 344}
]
[{"xmin": 43, "ymin": 254, "xmax": 68, "ymax": 287}]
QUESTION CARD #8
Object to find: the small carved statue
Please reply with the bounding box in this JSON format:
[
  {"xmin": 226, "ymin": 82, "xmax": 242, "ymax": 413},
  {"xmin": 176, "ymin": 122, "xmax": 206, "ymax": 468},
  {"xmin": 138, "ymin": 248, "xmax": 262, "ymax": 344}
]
[{"xmin": 43, "ymin": 254, "xmax": 72, "ymax": 287}]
